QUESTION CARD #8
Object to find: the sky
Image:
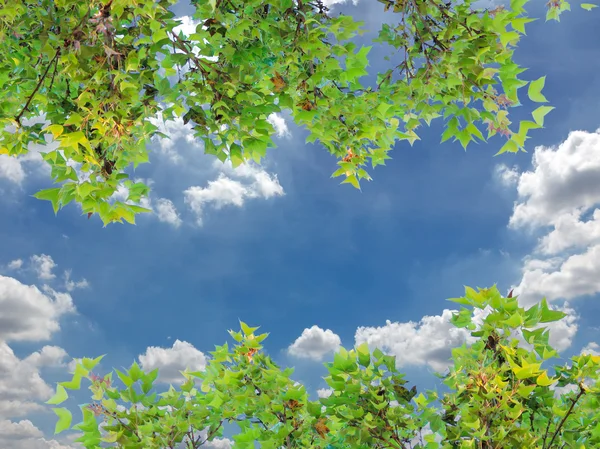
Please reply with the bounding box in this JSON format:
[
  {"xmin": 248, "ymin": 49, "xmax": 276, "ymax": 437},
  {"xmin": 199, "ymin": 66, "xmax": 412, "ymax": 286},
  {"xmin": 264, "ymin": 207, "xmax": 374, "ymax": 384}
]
[{"xmin": 1, "ymin": 0, "xmax": 600, "ymax": 447}]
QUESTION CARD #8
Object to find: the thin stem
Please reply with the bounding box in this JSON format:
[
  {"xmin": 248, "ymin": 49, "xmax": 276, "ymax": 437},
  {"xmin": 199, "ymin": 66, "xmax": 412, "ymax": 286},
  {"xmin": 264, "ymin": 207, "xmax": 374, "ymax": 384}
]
[
  {"xmin": 15, "ymin": 49, "xmax": 61, "ymax": 125},
  {"xmin": 545, "ymin": 383, "xmax": 586, "ymax": 449}
]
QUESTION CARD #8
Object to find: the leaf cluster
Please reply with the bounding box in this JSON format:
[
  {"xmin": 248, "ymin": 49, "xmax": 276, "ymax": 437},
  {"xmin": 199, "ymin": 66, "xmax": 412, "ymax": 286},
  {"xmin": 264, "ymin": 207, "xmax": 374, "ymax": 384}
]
[
  {"xmin": 0, "ymin": 0, "xmax": 594, "ymax": 223},
  {"xmin": 48, "ymin": 286, "xmax": 600, "ymax": 448}
]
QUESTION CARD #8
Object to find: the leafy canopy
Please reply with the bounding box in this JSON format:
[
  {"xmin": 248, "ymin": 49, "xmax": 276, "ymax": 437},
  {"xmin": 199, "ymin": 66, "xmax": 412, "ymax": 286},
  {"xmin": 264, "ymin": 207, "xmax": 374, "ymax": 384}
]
[
  {"xmin": 48, "ymin": 286, "xmax": 600, "ymax": 448},
  {"xmin": 0, "ymin": 0, "xmax": 594, "ymax": 224}
]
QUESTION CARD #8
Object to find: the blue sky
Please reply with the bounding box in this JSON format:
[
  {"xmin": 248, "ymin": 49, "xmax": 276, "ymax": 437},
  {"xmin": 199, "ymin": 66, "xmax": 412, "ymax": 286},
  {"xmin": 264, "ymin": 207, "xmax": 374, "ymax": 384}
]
[{"xmin": 1, "ymin": 0, "xmax": 599, "ymax": 447}]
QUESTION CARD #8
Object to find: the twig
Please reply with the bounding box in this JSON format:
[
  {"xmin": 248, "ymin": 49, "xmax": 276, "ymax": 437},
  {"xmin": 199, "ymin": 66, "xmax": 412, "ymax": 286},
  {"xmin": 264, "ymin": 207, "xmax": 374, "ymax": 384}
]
[
  {"xmin": 15, "ymin": 49, "xmax": 61, "ymax": 125},
  {"xmin": 545, "ymin": 383, "xmax": 586, "ymax": 449}
]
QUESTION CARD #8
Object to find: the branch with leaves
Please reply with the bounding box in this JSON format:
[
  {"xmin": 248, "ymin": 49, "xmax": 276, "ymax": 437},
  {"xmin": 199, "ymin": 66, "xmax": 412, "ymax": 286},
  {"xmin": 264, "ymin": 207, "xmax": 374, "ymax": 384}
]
[{"xmin": 0, "ymin": 0, "xmax": 594, "ymax": 225}]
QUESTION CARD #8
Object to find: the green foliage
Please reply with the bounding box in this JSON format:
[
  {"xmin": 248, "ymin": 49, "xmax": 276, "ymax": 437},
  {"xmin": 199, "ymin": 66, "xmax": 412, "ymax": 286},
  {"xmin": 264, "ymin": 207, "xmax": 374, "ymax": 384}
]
[
  {"xmin": 0, "ymin": 0, "xmax": 593, "ymax": 224},
  {"xmin": 49, "ymin": 288, "xmax": 600, "ymax": 448}
]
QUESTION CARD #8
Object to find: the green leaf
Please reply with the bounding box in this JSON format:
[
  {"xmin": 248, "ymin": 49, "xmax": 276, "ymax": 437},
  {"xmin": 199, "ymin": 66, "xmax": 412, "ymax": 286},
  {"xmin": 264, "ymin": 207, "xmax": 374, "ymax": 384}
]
[
  {"xmin": 341, "ymin": 174, "xmax": 361, "ymax": 189},
  {"xmin": 53, "ymin": 408, "xmax": 72, "ymax": 434},
  {"xmin": 355, "ymin": 342, "xmax": 371, "ymax": 367},
  {"xmin": 495, "ymin": 139, "xmax": 520, "ymax": 156},
  {"xmin": 499, "ymin": 31, "xmax": 520, "ymax": 48},
  {"xmin": 536, "ymin": 371, "xmax": 557, "ymax": 386},
  {"xmin": 528, "ymin": 76, "xmax": 548, "ymax": 103},
  {"xmin": 532, "ymin": 106, "xmax": 555, "ymax": 127},
  {"xmin": 33, "ymin": 188, "xmax": 61, "ymax": 213},
  {"xmin": 59, "ymin": 373, "xmax": 83, "ymax": 390},
  {"xmin": 46, "ymin": 385, "xmax": 68, "ymax": 405},
  {"xmin": 580, "ymin": 3, "xmax": 598, "ymax": 9},
  {"xmin": 239, "ymin": 320, "xmax": 260, "ymax": 336}
]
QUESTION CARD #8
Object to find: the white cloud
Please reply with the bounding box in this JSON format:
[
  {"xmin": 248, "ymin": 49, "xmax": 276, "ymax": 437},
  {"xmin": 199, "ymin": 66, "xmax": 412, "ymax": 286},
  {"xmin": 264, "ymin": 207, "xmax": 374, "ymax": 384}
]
[
  {"xmin": 509, "ymin": 129, "xmax": 600, "ymax": 229},
  {"xmin": 0, "ymin": 116, "xmax": 58, "ymax": 185},
  {"xmin": 506, "ymin": 129, "xmax": 600, "ymax": 305},
  {"xmin": 513, "ymin": 245, "xmax": 600, "ymax": 305},
  {"xmin": 64, "ymin": 270, "xmax": 89, "ymax": 292},
  {"xmin": 0, "ymin": 275, "xmax": 75, "ymax": 342},
  {"xmin": 287, "ymin": 326, "xmax": 342, "ymax": 361},
  {"xmin": 0, "ymin": 419, "xmax": 75, "ymax": 449},
  {"xmin": 173, "ymin": 15, "xmax": 200, "ymax": 37},
  {"xmin": 138, "ymin": 340, "xmax": 208, "ymax": 384},
  {"xmin": 30, "ymin": 254, "xmax": 57, "ymax": 280},
  {"xmin": 155, "ymin": 198, "xmax": 182, "ymax": 228},
  {"xmin": 494, "ymin": 163, "xmax": 519, "ymax": 187},
  {"xmin": 0, "ymin": 156, "xmax": 26, "ymax": 184},
  {"xmin": 537, "ymin": 210, "xmax": 600, "ymax": 255},
  {"xmin": 0, "ymin": 419, "xmax": 43, "ymax": 438},
  {"xmin": 581, "ymin": 341, "xmax": 600, "ymax": 356},
  {"xmin": 7, "ymin": 259, "xmax": 23, "ymax": 270},
  {"xmin": 0, "ymin": 342, "xmax": 61, "ymax": 419},
  {"xmin": 184, "ymin": 163, "xmax": 284, "ymax": 226},
  {"xmin": 149, "ymin": 113, "xmax": 202, "ymax": 163},
  {"xmin": 23, "ymin": 345, "xmax": 68, "ymax": 367},
  {"xmin": 267, "ymin": 113, "xmax": 291, "ymax": 138},
  {"xmin": 322, "ymin": 0, "xmax": 360, "ymax": 7},
  {"xmin": 354, "ymin": 311, "xmax": 475, "ymax": 372},
  {"xmin": 317, "ymin": 388, "xmax": 333, "ymax": 398},
  {"xmin": 0, "ymin": 142, "xmax": 51, "ymax": 186},
  {"xmin": 536, "ymin": 302, "xmax": 578, "ymax": 352}
]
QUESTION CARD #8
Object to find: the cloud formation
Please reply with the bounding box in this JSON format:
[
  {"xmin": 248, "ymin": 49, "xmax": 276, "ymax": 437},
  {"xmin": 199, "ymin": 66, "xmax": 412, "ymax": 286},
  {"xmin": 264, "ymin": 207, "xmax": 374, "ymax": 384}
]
[
  {"xmin": 154, "ymin": 198, "xmax": 183, "ymax": 228},
  {"xmin": 354, "ymin": 310, "xmax": 475, "ymax": 372},
  {"xmin": 184, "ymin": 161, "xmax": 284, "ymax": 226},
  {"xmin": 138, "ymin": 340, "xmax": 208, "ymax": 384},
  {"xmin": 0, "ymin": 276, "xmax": 75, "ymax": 342},
  {"xmin": 30, "ymin": 254, "xmax": 57, "ymax": 280},
  {"xmin": 287, "ymin": 326, "xmax": 342, "ymax": 361},
  {"xmin": 503, "ymin": 129, "xmax": 600, "ymax": 305}
]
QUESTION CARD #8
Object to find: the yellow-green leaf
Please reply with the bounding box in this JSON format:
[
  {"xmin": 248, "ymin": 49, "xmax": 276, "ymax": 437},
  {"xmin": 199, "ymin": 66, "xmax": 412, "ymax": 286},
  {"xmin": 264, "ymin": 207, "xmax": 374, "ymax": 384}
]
[
  {"xmin": 528, "ymin": 76, "xmax": 548, "ymax": 103},
  {"xmin": 536, "ymin": 371, "xmax": 557, "ymax": 387},
  {"xmin": 46, "ymin": 385, "xmax": 68, "ymax": 405},
  {"xmin": 532, "ymin": 106, "xmax": 555, "ymax": 127},
  {"xmin": 53, "ymin": 408, "xmax": 72, "ymax": 434}
]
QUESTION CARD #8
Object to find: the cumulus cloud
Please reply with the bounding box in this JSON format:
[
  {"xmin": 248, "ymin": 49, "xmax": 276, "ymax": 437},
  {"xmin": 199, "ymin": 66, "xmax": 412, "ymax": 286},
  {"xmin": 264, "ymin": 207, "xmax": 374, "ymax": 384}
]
[
  {"xmin": 0, "ymin": 419, "xmax": 43, "ymax": 438},
  {"xmin": 354, "ymin": 311, "xmax": 475, "ymax": 372},
  {"xmin": 580, "ymin": 341, "xmax": 600, "ymax": 356},
  {"xmin": 0, "ymin": 156, "xmax": 26, "ymax": 184},
  {"xmin": 149, "ymin": 114, "xmax": 203, "ymax": 163},
  {"xmin": 0, "ymin": 419, "xmax": 75, "ymax": 449},
  {"xmin": 64, "ymin": 270, "xmax": 89, "ymax": 292},
  {"xmin": 0, "ymin": 142, "xmax": 52, "ymax": 186},
  {"xmin": 267, "ymin": 113, "xmax": 291, "ymax": 138},
  {"xmin": 537, "ymin": 210, "xmax": 600, "ymax": 255},
  {"xmin": 173, "ymin": 15, "xmax": 200, "ymax": 37},
  {"xmin": 0, "ymin": 275, "xmax": 75, "ymax": 342},
  {"xmin": 184, "ymin": 162, "xmax": 284, "ymax": 226},
  {"xmin": 138, "ymin": 340, "xmax": 208, "ymax": 384},
  {"xmin": 23, "ymin": 346, "xmax": 68, "ymax": 367},
  {"xmin": 0, "ymin": 115, "xmax": 59, "ymax": 185},
  {"xmin": 155, "ymin": 198, "xmax": 183, "ymax": 228},
  {"xmin": 0, "ymin": 342, "xmax": 60, "ymax": 419},
  {"xmin": 349, "ymin": 299, "xmax": 576, "ymax": 376},
  {"xmin": 494, "ymin": 163, "xmax": 519, "ymax": 187},
  {"xmin": 287, "ymin": 326, "xmax": 342, "ymax": 361},
  {"xmin": 30, "ymin": 254, "xmax": 57, "ymax": 280},
  {"xmin": 317, "ymin": 388, "xmax": 333, "ymax": 398},
  {"xmin": 509, "ymin": 129, "xmax": 600, "ymax": 229},
  {"xmin": 513, "ymin": 246, "xmax": 600, "ymax": 305},
  {"xmin": 503, "ymin": 129, "xmax": 600, "ymax": 306},
  {"xmin": 109, "ymin": 179, "xmax": 183, "ymax": 227},
  {"xmin": 322, "ymin": 0, "xmax": 360, "ymax": 7},
  {"xmin": 7, "ymin": 259, "xmax": 23, "ymax": 270}
]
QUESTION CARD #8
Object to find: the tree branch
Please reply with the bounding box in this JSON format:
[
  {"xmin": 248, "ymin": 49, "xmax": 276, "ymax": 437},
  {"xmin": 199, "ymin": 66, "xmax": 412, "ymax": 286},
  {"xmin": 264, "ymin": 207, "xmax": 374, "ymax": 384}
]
[{"xmin": 15, "ymin": 49, "xmax": 61, "ymax": 125}]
